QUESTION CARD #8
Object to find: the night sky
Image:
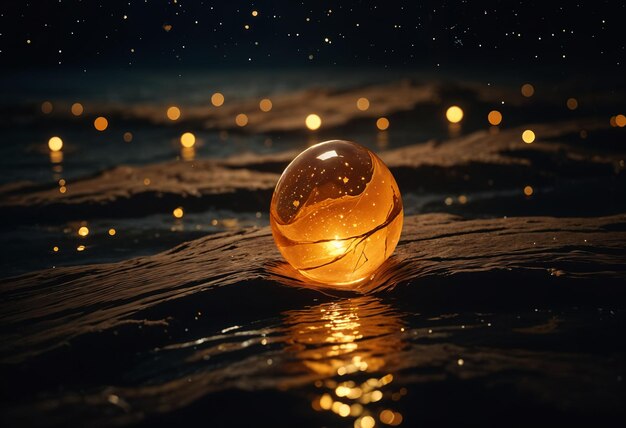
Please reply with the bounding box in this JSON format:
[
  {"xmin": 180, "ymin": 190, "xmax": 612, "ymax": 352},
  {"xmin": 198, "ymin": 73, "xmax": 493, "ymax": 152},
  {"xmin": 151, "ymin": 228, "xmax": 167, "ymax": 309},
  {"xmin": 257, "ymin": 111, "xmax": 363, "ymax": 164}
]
[{"xmin": 0, "ymin": 0, "xmax": 623, "ymax": 72}]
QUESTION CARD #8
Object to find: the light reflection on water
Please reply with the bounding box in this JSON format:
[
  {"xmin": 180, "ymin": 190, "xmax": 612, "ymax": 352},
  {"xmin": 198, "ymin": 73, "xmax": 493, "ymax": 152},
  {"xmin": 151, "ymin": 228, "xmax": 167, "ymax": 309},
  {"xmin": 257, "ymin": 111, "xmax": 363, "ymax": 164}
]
[{"xmin": 282, "ymin": 296, "xmax": 407, "ymax": 426}]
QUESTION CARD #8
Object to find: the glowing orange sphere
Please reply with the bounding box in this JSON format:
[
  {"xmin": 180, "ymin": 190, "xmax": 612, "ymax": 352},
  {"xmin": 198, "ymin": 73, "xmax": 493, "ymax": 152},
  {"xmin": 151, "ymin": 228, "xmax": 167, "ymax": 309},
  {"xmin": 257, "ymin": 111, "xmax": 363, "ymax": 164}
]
[{"xmin": 270, "ymin": 140, "xmax": 403, "ymax": 285}]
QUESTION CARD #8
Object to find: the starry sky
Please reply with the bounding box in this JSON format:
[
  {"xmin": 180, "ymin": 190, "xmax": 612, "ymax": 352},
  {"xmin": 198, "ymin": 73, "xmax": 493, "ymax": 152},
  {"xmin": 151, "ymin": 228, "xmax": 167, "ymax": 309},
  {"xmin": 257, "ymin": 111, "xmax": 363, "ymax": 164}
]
[{"xmin": 0, "ymin": 0, "xmax": 623, "ymax": 72}]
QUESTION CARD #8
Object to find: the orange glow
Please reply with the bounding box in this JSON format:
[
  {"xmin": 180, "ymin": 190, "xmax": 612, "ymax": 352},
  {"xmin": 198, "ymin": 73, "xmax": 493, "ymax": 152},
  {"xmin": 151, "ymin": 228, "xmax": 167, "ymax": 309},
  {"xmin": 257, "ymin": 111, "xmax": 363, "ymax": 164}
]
[
  {"xmin": 180, "ymin": 132, "xmax": 196, "ymax": 148},
  {"xmin": 616, "ymin": 114, "xmax": 626, "ymax": 128},
  {"xmin": 566, "ymin": 98, "xmax": 578, "ymax": 110},
  {"xmin": 181, "ymin": 146, "xmax": 196, "ymax": 161},
  {"xmin": 123, "ymin": 132, "xmax": 133, "ymax": 142},
  {"xmin": 78, "ymin": 226, "xmax": 89, "ymax": 237},
  {"xmin": 53, "ymin": 246, "xmax": 59, "ymax": 252},
  {"xmin": 235, "ymin": 113, "xmax": 249, "ymax": 127},
  {"xmin": 376, "ymin": 117, "xmax": 390, "ymax": 130},
  {"xmin": 108, "ymin": 228, "xmax": 116, "ymax": 236},
  {"xmin": 305, "ymin": 114, "xmax": 322, "ymax": 130},
  {"xmin": 173, "ymin": 207, "xmax": 184, "ymax": 218},
  {"xmin": 48, "ymin": 136, "xmax": 63, "ymax": 152},
  {"xmin": 211, "ymin": 92, "xmax": 225, "ymax": 107},
  {"xmin": 252, "ymin": 10, "xmax": 258, "ymax": 17},
  {"xmin": 71, "ymin": 102, "xmax": 84, "ymax": 116},
  {"xmin": 41, "ymin": 101, "xmax": 53, "ymax": 114},
  {"xmin": 521, "ymin": 83, "xmax": 535, "ymax": 97},
  {"xmin": 524, "ymin": 185, "xmax": 534, "ymax": 196},
  {"xmin": 446, "ymin": 106, "xmax": 464, "ymax": 123},
  {"xmin": 270, "ymin": 140, "xmax": 403, "ymax": 285},
  {"xmin": 288, "ymin": 296, "xmax": 405, "ymax": 426},
  {"xmin": 50, "ymin": 151, "xmax": 63, "ymax": 164},
  {"xmin": 358, "ymin": 416, "xmax": 376, "ymax": 428},
  {"xmin": 166, "ymin": 106, "xmax": 181, "ymax": 120},
  {"xmin": 487, "ymin": 110, "xmax": 502, "ymax": 126},
  {"xmin": 94, "ymin": 116, "xmax": 108, "ymax": 131},
  {"xmin": 356, "ymin": 97, "xmax": 370, "ymax": 111},
  {"xmin": 259, "ymin": 98, "xmax": 273, "ymax": 112},
  {"xmin": 522, "ymin": 129, "xmax": 536, "ymax": 143}
]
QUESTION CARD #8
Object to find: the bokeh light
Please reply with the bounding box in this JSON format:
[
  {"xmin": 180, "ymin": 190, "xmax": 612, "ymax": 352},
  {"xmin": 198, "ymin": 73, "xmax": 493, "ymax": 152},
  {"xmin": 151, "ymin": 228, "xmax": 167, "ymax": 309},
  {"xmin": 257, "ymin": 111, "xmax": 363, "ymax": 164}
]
[
  {"xmin": 616, "ymin": 114, "xmax": 626, "ymax": 128},
  {"xmin": 48, "ymin": 136, "xmax": 63, "ymax": 152},
  {"xmin": 94, "ymin": 116, "xmax": 108, "ymax": 131},
  {"xmin": 487, "ymin": 110, "xmax": 502, "ymax": 126},
  {"xmin": 252, "ymin": 10, "xmax": 258, "ymax": 17},
  {"xmin": 356, "ymin": 97, "xmax": 370, "ymax": 111},
  {"xmin": 71, "ymin": 102, "xmax": 84, "ymax": 116},
  {"xmin": 521, "ymin": 83, "xmax": 535, "ymax": 97},
  {"xmin": 522, "ymin": 129, "xmax": 536, "ymax": 143},
  {"xmin": 78, "ymin": 226, "xmax": 89, "ymax": 237},
  {"xmin": 173, "ymin": 207, "xmax": 184, "ymax": 218},
  {"xmin": 167, "ymin": 106, "xmax": 181, "ymax": 120},
  {"xmin": 180, "ymin": 132, "xmax": 196, "ymax": 147},
  {"xmin": 305, "ymin": 114, "xmax": 322, "ymax": 130},
  {"xmin": 446, "ymin": 106, "xmax": 463, "ymax": 123},
  {"xmin": 123, "ymin": 132, "xmax": 133, "ymax": 142},
  {"xmin": 356, "ymin": 415, "xmax": 376, "ymax": 428},
  {"xmin": 235, "ymin": 113, "xmax": 249, "ymax": 126},
  {"xmin": 108, "ymin": 228, "xmax": 116, "ymax": 236},
  {"xmin": 259, "ymin": 98, "xmax": 273, "ymax": 112},
  {"xmin": 211, "ymin": 92, "xmax": 225, "ymax": 107},
  {"xmin": 376, "ymin": 117, "xmax": 390, "ymax": 130},
  {"xmin": 41, "ymin": 101, "xmax": 53, "ymax": 114},
  {"xmin": 566, "ymin": 98, "xmax": 578, "ymax": 110},
  {"xmin": 524, "ymin": 185, "xmax": 534, "ymax": 196}
]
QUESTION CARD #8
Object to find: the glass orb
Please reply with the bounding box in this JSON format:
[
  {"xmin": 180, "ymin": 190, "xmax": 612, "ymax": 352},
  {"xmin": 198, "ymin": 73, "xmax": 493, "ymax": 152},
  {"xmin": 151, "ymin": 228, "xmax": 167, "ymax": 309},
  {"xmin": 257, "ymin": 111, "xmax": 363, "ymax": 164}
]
[{"xmin": 270, "ymin": 140, "xmax": 403, "ymax": 285}]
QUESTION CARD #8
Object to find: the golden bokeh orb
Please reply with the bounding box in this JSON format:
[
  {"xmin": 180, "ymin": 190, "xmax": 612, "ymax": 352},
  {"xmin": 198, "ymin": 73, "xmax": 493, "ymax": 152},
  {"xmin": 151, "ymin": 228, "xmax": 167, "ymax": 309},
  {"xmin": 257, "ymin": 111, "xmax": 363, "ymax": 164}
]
[
  {"xmin": 376, "ymin": 117, "xmax": 390, "ymax": 130},
  {"xmin": 305, "ymin": 114, "xmax": 322, "ymax": 130},
  {"xmin": 211, "ymin": 92, "xmax": 225, "ymax": 107},
  {"xmin": 180, "ymin": 132, "xmax": 196, "ymax": 148},
  {"xmin": 71, "ymin": 102, "xmax": 84, "ymax": 116},
  {"xmin": 173, "ymin": 207, "xmax": 184, "ymax": 218},
  {"xmin": 259, "ymin": 98, "xmax": 273, "ymax": 112},
  {"xmin": 521, "ymin": 83, "xmax": 535, "ymax": 97},
  {"xmin": 235, "ymin": 113, "xmax": 249, "ymax": 127},
  {"xmin": 522, "ymin": 129, "xmax": 536, "ymax": 143},
  {"xmin": 270, "ymin": 140, "xmax": 403, "ymax": 285},
  {"xmin": 615, "ymin": 114, "xmax": 626, "ymax": 128},
  {"xmin": 446, "ymin": 106, "xmax": 463, "ymax": 123},
  {"xmin": 41, "ymin": 101, "xmax": 53, "ymax": 114},
  {"xmin": 166, "ymin": 106, "xmax": 181, "ymax": 120},
  {"xmin": 48, "ymin": 136, "xmax": 63, "ymax": 152},
  {"xmin": 94, "ymin": 116, "xmax": 108, "ymax": 131},
  {"xmin": 487, "ymin": 110, "xmax": 502, "ymax": 126},
  {"xmin": 356, "ymin": 97, "xmax": 370, "ymax": 111},
  {"xmin": 566, "ymin": 98, "xmax": 578, "ymax": 110},
  {"xmin": 78, "ymin": 226, "xmax": 89, "ymax": 237}
]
